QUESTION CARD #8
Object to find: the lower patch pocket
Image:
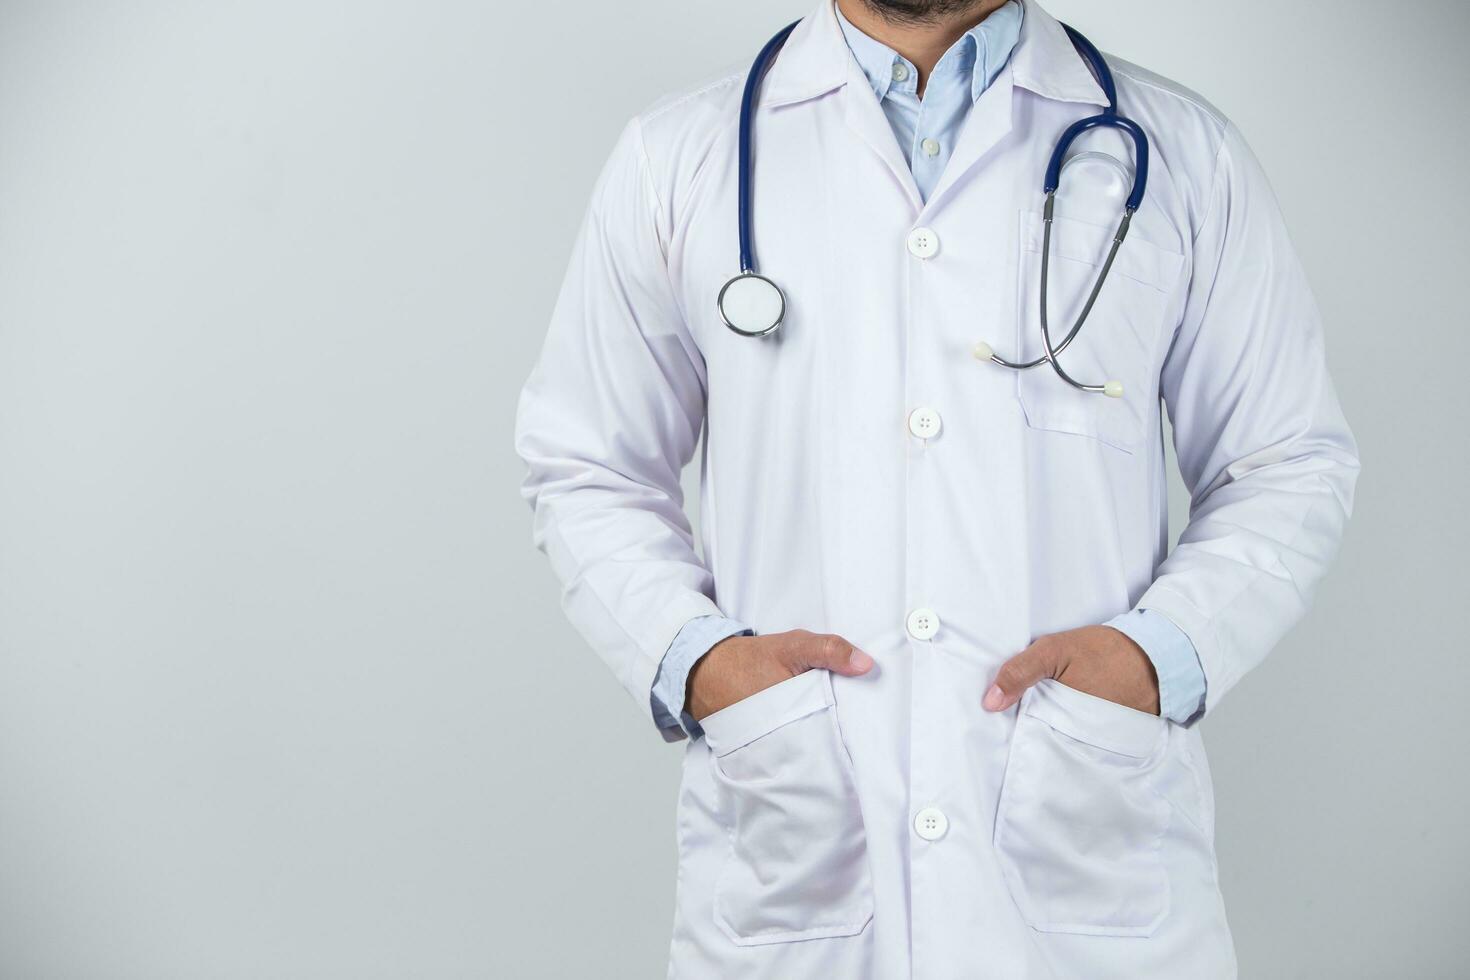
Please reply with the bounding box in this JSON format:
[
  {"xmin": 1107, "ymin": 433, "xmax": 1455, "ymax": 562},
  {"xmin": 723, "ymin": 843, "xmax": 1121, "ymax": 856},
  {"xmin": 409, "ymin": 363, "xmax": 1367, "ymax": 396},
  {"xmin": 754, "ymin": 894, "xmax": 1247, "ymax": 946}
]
[
  {"xmin": 701, "ymin": 669, "xmax": 873, "ymax": 946},
  {"xmin": 994, "ymin": 679, "xmax": 1171, "ymax": 936}
]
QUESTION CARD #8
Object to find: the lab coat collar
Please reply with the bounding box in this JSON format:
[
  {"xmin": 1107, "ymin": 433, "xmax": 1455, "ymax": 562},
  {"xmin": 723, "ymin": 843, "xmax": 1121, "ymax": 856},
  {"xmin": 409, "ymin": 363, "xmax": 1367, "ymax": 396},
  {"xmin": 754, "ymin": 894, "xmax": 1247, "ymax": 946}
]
[
  {"xmin": 920, "ymin": 0, "xmax": 1114, "ymax": 209},
  {"xmin": 757, "ymin": 1, "xmax": 851, "ymax": 108},
  {"xmin": 1009, "ymin": 0, "xmax": 1110, "ymax": 107},
  {"xmin": 758, "ymin": 0, "xmax": 1107, "ymax": 111},
  {"xmin": 756, "ymin": 2, "xmax": 925, "ymax": 206}
]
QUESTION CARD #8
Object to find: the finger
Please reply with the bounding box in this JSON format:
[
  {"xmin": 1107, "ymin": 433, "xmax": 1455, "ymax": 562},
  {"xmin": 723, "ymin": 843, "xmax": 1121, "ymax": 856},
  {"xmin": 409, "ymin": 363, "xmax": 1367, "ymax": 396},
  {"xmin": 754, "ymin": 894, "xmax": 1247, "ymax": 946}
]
[
  {"xmin": 983, "ymin": 643, "xmax": 1060, "ymax": 712},
  {"xmin": 788, "ymin": 633, "xmax": 874, "ymax": 676}
]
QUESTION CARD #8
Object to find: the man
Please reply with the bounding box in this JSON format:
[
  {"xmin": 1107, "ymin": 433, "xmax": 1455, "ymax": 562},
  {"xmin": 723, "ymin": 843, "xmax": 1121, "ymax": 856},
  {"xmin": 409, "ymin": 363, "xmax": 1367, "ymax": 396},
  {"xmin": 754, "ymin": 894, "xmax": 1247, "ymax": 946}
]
[{"xmin": 515, "ymin": 0, "xmax": 1358, "ymax": 975}]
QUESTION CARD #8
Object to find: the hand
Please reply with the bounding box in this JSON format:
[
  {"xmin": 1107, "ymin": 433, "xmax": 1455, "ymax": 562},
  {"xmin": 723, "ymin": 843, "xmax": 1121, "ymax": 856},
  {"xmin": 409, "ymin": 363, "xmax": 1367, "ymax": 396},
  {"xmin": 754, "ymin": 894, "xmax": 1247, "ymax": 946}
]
[
  {"xmin": 685, "ymin": 629, "xmax": 875, "ymax": 722},
  {"xmin": 981, "ymin": 625, "xmax": 1160, "ymax": 715}
]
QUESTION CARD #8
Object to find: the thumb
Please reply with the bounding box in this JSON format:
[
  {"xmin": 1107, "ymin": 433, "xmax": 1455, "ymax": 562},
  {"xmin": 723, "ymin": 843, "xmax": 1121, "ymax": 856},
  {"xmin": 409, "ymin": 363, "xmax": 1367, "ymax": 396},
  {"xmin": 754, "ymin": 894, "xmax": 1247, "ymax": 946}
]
[
  {"xmin": 790, "ymin": 633, "xmax": 874, "ymax": 677},
  {"xmin": 983, "ymin": 642, "xmax": 1060, "ymax": 712}
]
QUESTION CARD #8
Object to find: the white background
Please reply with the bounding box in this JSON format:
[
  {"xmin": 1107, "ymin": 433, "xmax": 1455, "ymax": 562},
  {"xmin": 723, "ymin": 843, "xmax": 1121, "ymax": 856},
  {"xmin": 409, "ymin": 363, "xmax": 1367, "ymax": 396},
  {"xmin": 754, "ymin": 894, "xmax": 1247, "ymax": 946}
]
[{"xmin": 2, "ymin": 0, "xmax": 1466, "ymax": 976}]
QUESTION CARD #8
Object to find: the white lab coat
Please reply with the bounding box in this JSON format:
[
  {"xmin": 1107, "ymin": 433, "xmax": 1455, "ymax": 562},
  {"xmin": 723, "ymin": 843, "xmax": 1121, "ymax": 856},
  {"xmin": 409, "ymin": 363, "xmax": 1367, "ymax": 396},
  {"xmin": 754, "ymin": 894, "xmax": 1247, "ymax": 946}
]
[{"xmin": 514, "ymin": 1, "xmax": 1358, "ymax": 976}]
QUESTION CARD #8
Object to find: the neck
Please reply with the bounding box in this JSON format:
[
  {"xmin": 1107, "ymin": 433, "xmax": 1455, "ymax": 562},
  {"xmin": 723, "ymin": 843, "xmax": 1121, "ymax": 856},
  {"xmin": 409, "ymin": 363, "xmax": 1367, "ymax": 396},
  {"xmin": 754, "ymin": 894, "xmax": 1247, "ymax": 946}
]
[{"xmin": 837, "ymin": 0, "xmax": 1011, "ymax": 93}]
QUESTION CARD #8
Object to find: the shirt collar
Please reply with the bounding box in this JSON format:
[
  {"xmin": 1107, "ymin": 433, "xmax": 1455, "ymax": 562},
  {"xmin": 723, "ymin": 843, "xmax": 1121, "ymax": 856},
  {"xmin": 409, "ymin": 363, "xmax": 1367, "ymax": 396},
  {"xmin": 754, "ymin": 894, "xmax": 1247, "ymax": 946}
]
[
  {"xmin": 758, "ymin": 0, "xmax": 1106, "ymax": 111},
  {"xmin": 834, "ymin": 0, "xmax": 1024, "ymax": 104}
]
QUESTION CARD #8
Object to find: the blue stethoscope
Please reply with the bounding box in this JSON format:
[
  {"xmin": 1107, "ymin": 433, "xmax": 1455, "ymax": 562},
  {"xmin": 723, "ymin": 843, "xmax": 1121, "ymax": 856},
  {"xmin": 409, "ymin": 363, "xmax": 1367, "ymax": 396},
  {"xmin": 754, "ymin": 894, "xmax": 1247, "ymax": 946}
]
[{"xmin": 717, "ymin": 19, "xmax": 1147, "ymax": 399}]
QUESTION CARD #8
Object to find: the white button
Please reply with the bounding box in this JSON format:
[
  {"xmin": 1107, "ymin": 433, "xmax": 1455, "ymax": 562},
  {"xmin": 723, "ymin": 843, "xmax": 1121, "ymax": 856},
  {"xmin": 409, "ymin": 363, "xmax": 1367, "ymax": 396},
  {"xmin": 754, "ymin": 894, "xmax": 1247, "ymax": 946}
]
[
  {"xmin": 891, "ymin": 62, "xmax": 909, "ymax": 82},
  {"xmin": 908, "ymin": 407, "xmax": 942, "ymax": 439},
  {"xmin": 906, "ymin": 607, "xmax": 940, "ymax": 640},
  {"xmin": 906, "ymin": 227, "xmax": 939, "ymax": 259},
  {"xmin": 914, "ymin": 807, "xmax": 948, "ymax": 841},
  {"xmin": 921, "ymin": 138, "xmax": 940, "ymax": 157}
]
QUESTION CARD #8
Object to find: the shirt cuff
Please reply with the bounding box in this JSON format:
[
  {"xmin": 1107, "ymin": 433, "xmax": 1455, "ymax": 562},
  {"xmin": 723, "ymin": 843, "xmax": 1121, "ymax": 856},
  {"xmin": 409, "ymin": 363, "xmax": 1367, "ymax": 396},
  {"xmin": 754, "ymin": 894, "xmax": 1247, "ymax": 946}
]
[
  {"xmin": 1103, "ymin": 608, "xmax": 1207, "ymax": 725},
  {"xmin": 650, "ymin": 615, "xmax": 754, "ymax": 739}
]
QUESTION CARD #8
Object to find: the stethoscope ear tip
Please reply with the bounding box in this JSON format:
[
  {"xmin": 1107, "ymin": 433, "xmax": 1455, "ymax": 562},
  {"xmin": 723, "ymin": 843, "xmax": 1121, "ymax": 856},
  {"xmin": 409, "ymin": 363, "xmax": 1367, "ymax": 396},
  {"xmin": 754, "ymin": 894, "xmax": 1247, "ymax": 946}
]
[
  {"xmin": 972, "ymin": 341, "xmax": 995, "ymax": 362},
  {"xmin": 1103, "ymin": 380, "xmax": 1124, "ymax": 398}
]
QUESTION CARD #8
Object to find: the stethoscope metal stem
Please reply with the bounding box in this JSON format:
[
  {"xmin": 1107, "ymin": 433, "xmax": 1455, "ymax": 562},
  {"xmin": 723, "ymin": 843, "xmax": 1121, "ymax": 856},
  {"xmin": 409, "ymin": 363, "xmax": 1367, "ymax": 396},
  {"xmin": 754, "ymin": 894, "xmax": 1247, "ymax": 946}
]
[{"xmin": 979, "ymin": 192, "xmax": 1133, "ymax": 396}]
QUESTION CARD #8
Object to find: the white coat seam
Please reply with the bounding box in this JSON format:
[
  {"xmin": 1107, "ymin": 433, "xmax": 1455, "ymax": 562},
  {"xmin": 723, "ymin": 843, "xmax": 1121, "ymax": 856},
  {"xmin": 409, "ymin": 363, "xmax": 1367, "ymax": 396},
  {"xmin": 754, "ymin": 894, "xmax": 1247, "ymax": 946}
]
[
  {"xmin": 630, "ymin": 116, "xmax": 670, "ymax": 259},
  {"xmin": 1187, "ymin": 122, "xmax": 1233, "ymax": 252},
  {"xmin": 1108, "ymin": 61, "xmax": 1228, "ymax": 130},
  {"xmin": 630, "ymin": 117, "xmax": 703, "ymax": 385},
  {"xmin": 641, "ymin": 72, "xmax": 744, "ymax": 127},
  {"xmin": 548, "ymin": 521, "xmax": 690, "ymax": 719},
  {"xmin": 1150, "ymin": 498, "xmax": 1315, "ymax": 711},
  {"xmin": 548, "ymin": 524, "xmax": 650, "ymax": 687}
]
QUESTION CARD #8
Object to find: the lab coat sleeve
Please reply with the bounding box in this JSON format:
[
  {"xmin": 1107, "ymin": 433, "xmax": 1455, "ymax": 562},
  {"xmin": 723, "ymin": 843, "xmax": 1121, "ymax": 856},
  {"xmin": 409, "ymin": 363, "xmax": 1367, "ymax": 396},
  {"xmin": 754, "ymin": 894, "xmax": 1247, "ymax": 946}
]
[
  {"xmin": 514, "ymin": 117, "xmax": 722, "ymax": 741},
  {"xmin": 1137, "ymin": 120, "xmax": 1360, "ymax": 720}
]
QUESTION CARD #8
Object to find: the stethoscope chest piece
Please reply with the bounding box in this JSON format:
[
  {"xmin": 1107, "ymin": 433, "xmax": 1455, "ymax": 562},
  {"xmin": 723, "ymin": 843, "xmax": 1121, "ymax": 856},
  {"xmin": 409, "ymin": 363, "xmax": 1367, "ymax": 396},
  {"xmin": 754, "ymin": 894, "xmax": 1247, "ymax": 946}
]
[{"xmin": 718, "ymin": 271, "xmax": 785, "ymax": 337}]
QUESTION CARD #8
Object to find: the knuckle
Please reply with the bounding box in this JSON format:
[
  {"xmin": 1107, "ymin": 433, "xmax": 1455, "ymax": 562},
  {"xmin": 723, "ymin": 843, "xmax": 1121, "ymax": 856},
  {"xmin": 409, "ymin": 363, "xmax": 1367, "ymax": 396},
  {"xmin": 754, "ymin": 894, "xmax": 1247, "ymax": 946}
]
[
  {"xmin": 771, "ymin": 642, "xmax": 799, "ymax": 671},
  {"xmin": 1040, "ymin": 641, "xmax": 1068, "ymax": 674},
  {"xmin": 996, "ymin": 661, "xmax": 1023, "ymax": 690},
  {"xmin": 818, "ymin": 634, "xmax": 850, "ymax": 666}
]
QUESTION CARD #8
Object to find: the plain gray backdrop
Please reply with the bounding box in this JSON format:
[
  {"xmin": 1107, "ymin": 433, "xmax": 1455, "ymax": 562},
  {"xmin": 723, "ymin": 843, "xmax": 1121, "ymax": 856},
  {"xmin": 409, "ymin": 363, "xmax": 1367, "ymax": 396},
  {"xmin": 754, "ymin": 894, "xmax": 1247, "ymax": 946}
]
[{"xmin": 1, "ymin": 0, "xmax": 1466, "ymax": 976}]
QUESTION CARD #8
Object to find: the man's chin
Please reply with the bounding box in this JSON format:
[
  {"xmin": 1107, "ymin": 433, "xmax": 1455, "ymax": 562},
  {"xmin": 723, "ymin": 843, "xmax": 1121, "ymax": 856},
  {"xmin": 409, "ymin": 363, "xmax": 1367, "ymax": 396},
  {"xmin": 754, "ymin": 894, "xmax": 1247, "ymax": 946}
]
[{"xmin": 853, "ymin": 0, "xmax": 1001, "ymax": 27}]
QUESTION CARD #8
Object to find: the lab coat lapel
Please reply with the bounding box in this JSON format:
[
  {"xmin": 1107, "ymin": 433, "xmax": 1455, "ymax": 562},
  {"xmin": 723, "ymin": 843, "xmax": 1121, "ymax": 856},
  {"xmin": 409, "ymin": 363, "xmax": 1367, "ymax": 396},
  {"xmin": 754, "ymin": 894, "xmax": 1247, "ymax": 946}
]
[
  {"xmin": 758, "ymin": 2, "xmax": 922, "ymax": 212},
  {"xmin": 920, "ymin": 66, "xmax": 1014, "ymax": 217},
  {"xmin": 921, "ymin": 0, "xmax": 1109, "ymax": 217},
  {"xmin": 841, "ymin": 60, "xmax": 923, "ymax": 215}
]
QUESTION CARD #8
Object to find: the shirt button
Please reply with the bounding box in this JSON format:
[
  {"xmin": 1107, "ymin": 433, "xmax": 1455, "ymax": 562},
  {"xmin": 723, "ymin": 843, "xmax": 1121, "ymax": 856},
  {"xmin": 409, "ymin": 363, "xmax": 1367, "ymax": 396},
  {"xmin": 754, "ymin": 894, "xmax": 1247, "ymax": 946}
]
[
  {"xmin": 906, "ymin": 227, "xmax": 939, "ymax": 259},
  {"xmin": 906, "ymin": 607, "xmax": 940, "ymax": 640},
  {"xmin": 921, "ymin": 138, "xmax": 941, "ymax": 157},
  {"xmin": 891, "ymin": 62, "xmax": 910, "ymax": 82},
  {"xmin": 908, "ymin": 407, "xmax": 942, "ymax": 439},
  {"xmin": 914, "ymin": 807, "xmax": 948, "ymax": 841}
]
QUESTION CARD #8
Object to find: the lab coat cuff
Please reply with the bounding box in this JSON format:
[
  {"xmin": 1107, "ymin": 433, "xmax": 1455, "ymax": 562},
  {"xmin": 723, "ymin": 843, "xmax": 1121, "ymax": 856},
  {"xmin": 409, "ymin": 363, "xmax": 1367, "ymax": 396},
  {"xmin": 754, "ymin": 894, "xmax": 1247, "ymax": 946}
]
[
  {"xmin": 641, "ymin": 592, "xmax": 728, "ymax": 742},
  {"xmin": 1130, "ymin": 585, "xmax": 1227, "ymax": 718},
  {"xmin": 1104, "ymin": 608, "xmax": 1207, "ymax": 726},
  {"xmin": 651, "ymin": 615, "xmax": 754, "ymax": 741}
]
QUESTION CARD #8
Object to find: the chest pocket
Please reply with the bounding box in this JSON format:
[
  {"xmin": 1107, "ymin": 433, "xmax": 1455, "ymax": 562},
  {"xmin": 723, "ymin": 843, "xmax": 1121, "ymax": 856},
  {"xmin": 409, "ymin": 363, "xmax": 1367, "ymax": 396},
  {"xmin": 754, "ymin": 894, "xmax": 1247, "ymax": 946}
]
[{"xmin": 1012, "ymin": 210, "xmax": 1183, "ymax": 453}]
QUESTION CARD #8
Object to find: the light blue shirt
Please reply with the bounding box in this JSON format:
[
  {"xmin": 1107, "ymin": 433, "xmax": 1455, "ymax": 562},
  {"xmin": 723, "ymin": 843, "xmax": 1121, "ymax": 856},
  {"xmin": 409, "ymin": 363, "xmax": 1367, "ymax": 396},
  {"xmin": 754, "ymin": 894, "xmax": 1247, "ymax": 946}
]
[
  {"xmin": 651, "ymin": 1, "xmax": 1206, "ymax": 736},
  {"xmin": 837, "ymin": 0, "xmax": 1023, "ymax": 203}
]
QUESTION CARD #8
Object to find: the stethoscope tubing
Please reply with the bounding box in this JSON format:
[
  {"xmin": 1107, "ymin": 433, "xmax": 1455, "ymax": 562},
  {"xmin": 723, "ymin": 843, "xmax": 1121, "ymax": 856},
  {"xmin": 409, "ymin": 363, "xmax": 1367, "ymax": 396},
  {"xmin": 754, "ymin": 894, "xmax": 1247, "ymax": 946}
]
[
  {"xmin": 737, "ymin": 21, "xmax": 800, "ymax": 276},
  {"xmin": 981, "ymin": 194, "xmax": 1133, "ymax": 391},
  {"xmin": 726, "ymin": 17, "xmax": 1149, "ymax": 399}
]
